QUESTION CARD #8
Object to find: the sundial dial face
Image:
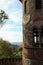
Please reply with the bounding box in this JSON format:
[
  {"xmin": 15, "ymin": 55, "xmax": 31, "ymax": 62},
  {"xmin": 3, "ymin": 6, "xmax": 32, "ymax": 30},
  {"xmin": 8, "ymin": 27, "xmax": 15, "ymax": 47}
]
[
  {"xmin": 23, "ymin": 15, "xmax": 30, "ymax": 25},
  {"xmin": 0, "ymin": 10, "xmax": 8, "ymax": 28}
]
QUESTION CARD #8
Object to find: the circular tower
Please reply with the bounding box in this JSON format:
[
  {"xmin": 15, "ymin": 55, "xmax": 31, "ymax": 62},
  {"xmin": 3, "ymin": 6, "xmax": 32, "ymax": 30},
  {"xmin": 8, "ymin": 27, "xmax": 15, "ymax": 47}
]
[{"xmin": 20, "ymin": 0, "xmax": 43, "ymax": 65}]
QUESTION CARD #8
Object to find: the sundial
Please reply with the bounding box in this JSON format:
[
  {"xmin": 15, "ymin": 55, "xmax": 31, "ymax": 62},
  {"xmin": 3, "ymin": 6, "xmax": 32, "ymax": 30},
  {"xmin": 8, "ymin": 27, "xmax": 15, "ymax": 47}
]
[
  {"xmin": 23, "ymin": 15, "xmax": 30, "ymax": 25},
  {"xmin": 0, "ymin": 10, "xmax": 8, "ymax": 28}
]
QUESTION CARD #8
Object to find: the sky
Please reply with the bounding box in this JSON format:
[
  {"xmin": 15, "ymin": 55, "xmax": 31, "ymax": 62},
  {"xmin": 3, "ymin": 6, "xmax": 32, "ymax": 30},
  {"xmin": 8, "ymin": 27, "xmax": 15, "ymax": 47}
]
[{"xmin": 0, "ymin": 0, "xmax": 23, "ymax": 43}]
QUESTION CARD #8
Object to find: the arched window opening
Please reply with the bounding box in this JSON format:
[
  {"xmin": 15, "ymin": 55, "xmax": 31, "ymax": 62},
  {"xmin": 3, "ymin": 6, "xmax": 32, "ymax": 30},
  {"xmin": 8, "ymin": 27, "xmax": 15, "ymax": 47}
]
[
  {"xmin": 32, "ymin": 27, "xmax": 39, "ymax": 47},
  {"xmin": 24, "ymin": 0, "xmax": 27, "ymax": 13},
  {"xmin": 35, "ymin": 0, "xmax": 42, "ymax": 9}
]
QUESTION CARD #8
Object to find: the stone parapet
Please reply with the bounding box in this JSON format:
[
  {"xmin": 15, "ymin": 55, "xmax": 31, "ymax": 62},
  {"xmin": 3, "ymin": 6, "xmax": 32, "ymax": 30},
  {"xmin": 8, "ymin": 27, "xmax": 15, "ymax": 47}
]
[
  {"xmin": 23, "ymin": 57, "xmax": 43, "ymax": 65},
  {"xmin": 22, "ymin": 47, "xmax": 43, "ymax": 60}
]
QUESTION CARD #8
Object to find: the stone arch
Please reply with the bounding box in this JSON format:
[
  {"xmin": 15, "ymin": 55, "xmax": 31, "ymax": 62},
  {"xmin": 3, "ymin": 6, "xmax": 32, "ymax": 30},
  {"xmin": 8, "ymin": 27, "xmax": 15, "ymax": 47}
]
[{"xmin": 29, "ymin": 16, "xmax": 43, "ymax": 26}]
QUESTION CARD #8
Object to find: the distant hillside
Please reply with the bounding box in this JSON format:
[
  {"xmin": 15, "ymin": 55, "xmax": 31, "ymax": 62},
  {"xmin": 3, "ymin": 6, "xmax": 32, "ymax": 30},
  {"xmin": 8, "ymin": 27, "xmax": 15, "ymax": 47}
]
[
  {"xmin": 10, "ymin": 42, "xmax": 23, "ymax": 45},
  {"xmin": 9, "ymin": 42, "xmax": 22, "ymax": 52},
  {"xmin": 0, "ymin": 39, "xmax": 22, "ymax": 58}
]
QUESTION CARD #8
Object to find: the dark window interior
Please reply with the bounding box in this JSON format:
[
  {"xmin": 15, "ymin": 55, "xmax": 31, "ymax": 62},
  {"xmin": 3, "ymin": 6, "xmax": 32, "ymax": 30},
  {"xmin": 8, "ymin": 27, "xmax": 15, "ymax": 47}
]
[
  {"xmin": 32, "ymin": 26, "xmax": 43, "ymax": 47},
  {"xmin": 33, "ymin": 32, "xmax": 39, "ymax": 47},
  {"xmin": 33, "ymin": 27, "xmax": 39, "ymax": 47},
  {"xmin": 35, "ymin": 0, "xmax": 42, "ymax": 9},
  {"xmin": 41, "ymin": 28, "xmax": 43, "ymax": 47},
  {"xmin": 24, "ymin": 1, "xmax": 27, "ymax": 13}
]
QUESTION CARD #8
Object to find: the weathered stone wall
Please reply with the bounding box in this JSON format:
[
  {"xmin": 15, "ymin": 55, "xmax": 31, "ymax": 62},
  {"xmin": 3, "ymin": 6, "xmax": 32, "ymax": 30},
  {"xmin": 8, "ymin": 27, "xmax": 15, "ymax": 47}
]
[
  {"xmin": 22, "ymin": 48, "xmax": 43, "ymax": 65},
  {"xmin": 23, "ymin": 0, "xmax": 43, "ymax": 47},
  {"xmin": 21, "ymin": 0, "xmax": 43, "ymax": 65},
  {"xmin": 23, "ymin": 57, "xmax": 43, "ymax": 65},
  {"xmin": 23, "ymin": 0, "xmax": 35, "ymax": 21},
  {"xmin": 23, "ymin": 0, "xmax": 35, "ymax": 47},
  {"xmin": 23, "ymin": 0, "xmax": 43, "ymax": 23}
]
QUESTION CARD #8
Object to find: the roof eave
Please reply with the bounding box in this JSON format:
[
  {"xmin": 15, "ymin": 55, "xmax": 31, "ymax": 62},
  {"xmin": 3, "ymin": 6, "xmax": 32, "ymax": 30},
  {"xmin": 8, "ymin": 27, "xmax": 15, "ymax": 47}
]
[
  {"xmin": 19, "ymin": 0, "xmax": 22, "ymax": 3},
  {"xmin": 19, "ymin": 0, "xmax": 24, "ymax": 3}
]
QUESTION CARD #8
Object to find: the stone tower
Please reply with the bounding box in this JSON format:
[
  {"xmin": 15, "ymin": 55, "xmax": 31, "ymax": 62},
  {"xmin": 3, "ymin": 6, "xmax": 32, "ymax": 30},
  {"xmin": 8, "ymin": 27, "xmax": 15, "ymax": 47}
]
[{"xmin": 20, "ymin": 0, "xmax": 43, "ymax": 65}]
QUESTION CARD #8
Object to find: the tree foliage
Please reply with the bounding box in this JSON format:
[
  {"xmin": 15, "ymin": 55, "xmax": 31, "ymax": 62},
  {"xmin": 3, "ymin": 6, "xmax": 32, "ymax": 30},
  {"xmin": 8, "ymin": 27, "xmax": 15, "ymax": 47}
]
[
  {"xmin": 0, "ymin": 10, "xmax": 8, "ymax": 28},
  {"xmin": 12, "ymin": 47, "xmax": 22, "ymax": 58},
  {"xmin": 0, "ymin": 39, "xmax": 22, "ymax": 59},
  {"xmin": 0, "ymin": 39, "xmax": 14, "ymax": 59}
]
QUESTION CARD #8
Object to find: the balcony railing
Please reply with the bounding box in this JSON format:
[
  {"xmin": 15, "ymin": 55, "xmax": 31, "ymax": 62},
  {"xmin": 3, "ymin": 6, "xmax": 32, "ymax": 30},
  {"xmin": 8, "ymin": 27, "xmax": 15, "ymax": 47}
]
[{"xmin": 0, "ymin": 58, "xmax": 22, "ymax": 65}]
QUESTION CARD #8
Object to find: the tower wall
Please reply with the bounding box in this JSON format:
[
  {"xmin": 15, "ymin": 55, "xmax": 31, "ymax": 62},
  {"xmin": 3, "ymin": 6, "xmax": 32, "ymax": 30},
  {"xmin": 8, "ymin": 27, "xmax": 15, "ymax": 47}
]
[
  {"xmin": 23, "ymin": 0, "xmax": 43, "ymax": 23},
  {"xmin": 23, "ymin": 0, "xmax": 43, "ymax": 47},
  {"xmin": 20, "ymin": 0, "xmax": 43, "ymax": 65}
]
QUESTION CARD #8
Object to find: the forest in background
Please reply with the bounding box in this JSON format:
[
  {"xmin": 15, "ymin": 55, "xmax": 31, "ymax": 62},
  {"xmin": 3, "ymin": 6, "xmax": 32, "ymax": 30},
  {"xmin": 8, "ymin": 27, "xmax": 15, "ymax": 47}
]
[{"xmin": 0, "ymin": 39, "xmax": 22, "ymax": 59}]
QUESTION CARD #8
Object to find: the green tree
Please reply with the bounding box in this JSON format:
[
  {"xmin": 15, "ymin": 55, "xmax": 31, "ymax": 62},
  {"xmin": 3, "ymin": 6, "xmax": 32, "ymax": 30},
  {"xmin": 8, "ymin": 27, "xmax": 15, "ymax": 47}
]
[
  {"xmin": 0, "ymin": 39, "xmax": 14, "ymax": 59},
  {"xmin": 12, "ymin": 47, "xmax": 22, "ymax": 58},
  {"xmin": 0, "ymin": 10, "xmax": 8, "ymax": 28}
]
